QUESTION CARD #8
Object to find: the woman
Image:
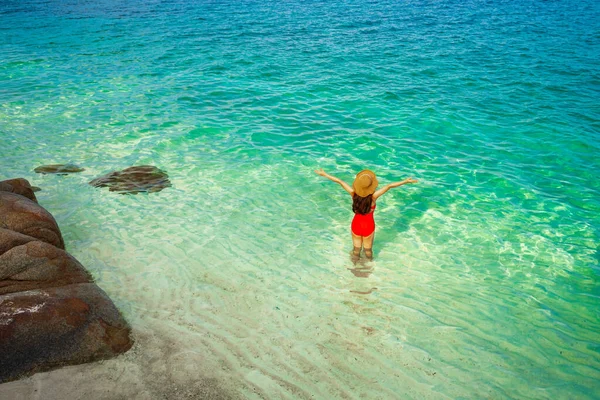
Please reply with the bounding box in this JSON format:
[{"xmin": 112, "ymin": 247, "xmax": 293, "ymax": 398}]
[{"xmin": 315, "ymin": 169, "xmax": 418, "ymax": 259}]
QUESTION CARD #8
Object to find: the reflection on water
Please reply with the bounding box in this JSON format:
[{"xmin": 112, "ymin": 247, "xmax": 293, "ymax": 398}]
[
  {"xmin": 349, "ymin": 288, "xmax": 377, "ymax": 295},
  {"xmin": 348, "ymin": 266, "xmax": 374, "ymax": 279}
]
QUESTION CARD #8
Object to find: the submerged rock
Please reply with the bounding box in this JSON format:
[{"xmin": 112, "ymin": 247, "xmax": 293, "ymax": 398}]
[
  {"xmin": 0, "ymin": 178, "xmax": 38, "ymax": 203},
  {"xmin": 34, "ymin": 164, "xmax": 85, "ymax": 174},
  {"xmin": 0, "ymin": 191, "xmax": 65, "ymax": 249},
  {"xmin": 89, "ymin": 165, "xmax": 171, "ymax": 194}
]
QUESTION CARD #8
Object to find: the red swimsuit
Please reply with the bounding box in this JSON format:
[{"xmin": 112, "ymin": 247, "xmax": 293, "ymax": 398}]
[{"xmin": 351, "ymin": 204, "xmax": 376, "ymax": 237}]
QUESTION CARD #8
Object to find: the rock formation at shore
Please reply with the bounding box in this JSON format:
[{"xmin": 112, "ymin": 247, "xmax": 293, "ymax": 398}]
[
  {"xmin": 0, "ymin": 178, "xmax": 132, "ymax": 383},
  {"xmin": 0, "ymin": 191, "xmax": 65, "ymax": 249},
  {"xmin": 0, "ymin": 178, "xmax": 38, "ymax": 202}
]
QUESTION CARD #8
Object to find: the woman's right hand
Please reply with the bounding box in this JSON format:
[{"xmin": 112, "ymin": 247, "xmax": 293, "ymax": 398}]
[
  {"xmin": 315, "ymin": 169, "xmax": 327, "ymax": 177},
  {"xmin": 404, "ymin": 178, "xmax": 418, "ymax": 184}
]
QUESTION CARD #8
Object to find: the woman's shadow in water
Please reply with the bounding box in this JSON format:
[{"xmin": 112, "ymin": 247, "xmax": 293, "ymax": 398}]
[{"xmin": 348, "ymin": 186, "xmax": 435, "ymax": 278}]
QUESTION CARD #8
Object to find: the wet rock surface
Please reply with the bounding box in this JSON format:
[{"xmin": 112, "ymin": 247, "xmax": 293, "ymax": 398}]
[
  {"xmin": 0, "ymin": 283, "xmax": 133, "ymax": 383},
  {"xmin": 0, "ymin": 178, "xmax": 132, "ymax": 383},
  {"xmin": 89, "ymin": 165, "xmax": 171, "ymax": 194},
  {"xmin": 0, "ymin": 191, "xmax": 65, "ymax": 249},
  {"xmin": 0, "ymin": 178, "xmax": 38, "ymax": 203},
  {"xmin": 34, "ymin": 164, "xmax": 85, "ymax": 174},
  {"xmin": 0, "ymin": 229, "xmax": 92, "ymax": 295}
]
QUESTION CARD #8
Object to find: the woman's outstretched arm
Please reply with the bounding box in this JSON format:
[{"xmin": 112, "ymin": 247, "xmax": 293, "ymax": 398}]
[
  {"xmin": 315, "ymin": 169, "xmax": 354, "ymax": 195},
  {"xmin": 372, "ymin": 178, "xmax": 418, "ymax": 200}
]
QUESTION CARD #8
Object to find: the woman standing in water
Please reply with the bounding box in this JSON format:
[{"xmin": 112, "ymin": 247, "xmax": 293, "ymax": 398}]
[{"xmin": 315, "ymin": 169, "xmax": 418, "ymax": 260}]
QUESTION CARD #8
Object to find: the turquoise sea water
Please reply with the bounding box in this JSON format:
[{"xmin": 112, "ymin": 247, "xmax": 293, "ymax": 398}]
[{"xmin": 1, "ymin": 0, "xmax": 599, "ymax": 398}]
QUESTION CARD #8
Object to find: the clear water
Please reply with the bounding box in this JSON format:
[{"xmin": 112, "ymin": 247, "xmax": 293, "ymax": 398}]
[{"xmin": 1, "ymin": 0, "xmax": 599, "ymax": 398}]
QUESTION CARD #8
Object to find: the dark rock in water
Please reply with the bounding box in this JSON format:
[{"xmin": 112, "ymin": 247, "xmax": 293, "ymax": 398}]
[
  {"xmin": 89, "ymin": 165, "xmax": 171, "ymax": 194},
  {"xmin": 31, "ymin": 186, "xmax": 41, "ymax": 192},
  {"xmin": 0, "ymin": 283, "xmax": 133, "ymax": 383},
  {"xmin": 34, "ymin": 164, "xmax": 85, "ymax": 175},
  {"xmin": 0, "ymin": 178, "xmax": 38, "ymax": 203},
  {"xmin": 0, "ymin": 229, "xmax": 92, "ymax": 295},
  {"xmin": 0, "ymin": 192, "xmax": 65, "ymax": 249}
]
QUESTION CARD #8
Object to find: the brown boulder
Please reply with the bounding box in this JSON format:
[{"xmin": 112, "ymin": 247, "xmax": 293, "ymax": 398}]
[
  {"xmin": 0, "ymin": 227, "xmax": 37, "ymax": 255},
  {"xmin": 0, "ymin": 229, "xmax": 92, "ymax": 295},
  {"xmin": 0, "ymin": 191, "xmax": 65, "ymax": 249},
  {"xmin": 0, "ymin": 178, "xmax": 38, "ymax": 203},
  {"xmin": 0, "ymin": 180, "xmax": 132, "ymax": 383},
  {"xmin": 0, "ymin": 283, "xmax": 133, "ymax": 383},
  {"xmin": 89, "ymin": 165, "xmax": 171, "ymax": 194}
]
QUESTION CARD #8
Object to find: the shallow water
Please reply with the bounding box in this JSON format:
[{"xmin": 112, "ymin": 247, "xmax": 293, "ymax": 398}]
[{"xmin": 1, "ymin": 0, "xmax": 599, "ymax": 398}]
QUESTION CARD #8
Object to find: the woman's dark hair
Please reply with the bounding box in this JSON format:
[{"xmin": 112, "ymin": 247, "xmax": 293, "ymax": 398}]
[{"xmin": 352, "ymin": 193, "xmax": 373, "ymax": 215}]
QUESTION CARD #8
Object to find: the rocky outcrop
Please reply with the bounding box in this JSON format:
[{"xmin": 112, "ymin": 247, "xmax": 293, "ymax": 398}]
[
  {"xmin": 0, "ymin": 191, "xmax": 65, "ymax": 249},
  {"xmin": 89, "ymin": 165, "xmax": 171, "ymax": 194},
  {"xmin": 0, "ymin": 228, "xmax": 92, "ymax": 295},
  {"xmin": 34, "ymin": 164, "xmax": 85, "ymax": 174},
  {"xmin": 0, "ymin": 178, "xmax": 38, "ymax": 202},
  {"xmin": 0, "ymin": 179, "xmax": 132, "ymax": 383},
  {"xmin": 0, "ymin": 283, "xmax": 132, "ymax": 383}
]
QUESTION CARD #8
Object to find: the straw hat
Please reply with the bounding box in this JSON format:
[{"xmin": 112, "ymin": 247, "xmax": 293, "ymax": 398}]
[{"xmin": 352, "ymin": 170, "xmax": 378, "ymax": 197}]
